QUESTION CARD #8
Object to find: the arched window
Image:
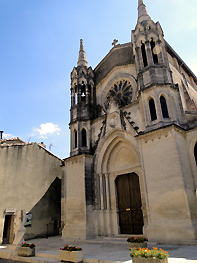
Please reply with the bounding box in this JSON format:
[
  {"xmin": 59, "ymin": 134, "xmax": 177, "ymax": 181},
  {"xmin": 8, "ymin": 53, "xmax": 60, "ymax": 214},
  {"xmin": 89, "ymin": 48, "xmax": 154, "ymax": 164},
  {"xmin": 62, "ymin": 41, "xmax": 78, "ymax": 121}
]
[
  {"xmin": 160, "ymin": 96, "xmax": 169, "ymax": 118},
  {"xmin": 151, "ymin": 38, "xmax": 158, "ymax": 64},
  {"xmin": 81, "ymin": 128, "xmax": 87, "ymax": 147},
  {"xmin": 149, "ymin": 98, "xmax": 157, "ymax": 121},
  {"xmin": 141, "ymin": 42, "xmax": 148, "ymax": 67},
  {"xmin": 74, "ymin": 130, "xmax": 77, "ymax": 148},
  {"xmin": 194, "ymin": 142, "xmax": 197, "ymax": 165}
]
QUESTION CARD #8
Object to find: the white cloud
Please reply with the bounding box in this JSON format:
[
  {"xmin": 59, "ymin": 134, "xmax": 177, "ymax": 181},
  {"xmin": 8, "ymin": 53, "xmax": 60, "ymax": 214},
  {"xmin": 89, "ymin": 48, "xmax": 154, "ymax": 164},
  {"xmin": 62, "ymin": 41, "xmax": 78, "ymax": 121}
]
[
  {"xmin": 3, "ymin": 133, "xmax": 14, "ymax": 139},
  {"xmin": 34, "ymin": 123, "xmax": 61, "ymax": 139}
]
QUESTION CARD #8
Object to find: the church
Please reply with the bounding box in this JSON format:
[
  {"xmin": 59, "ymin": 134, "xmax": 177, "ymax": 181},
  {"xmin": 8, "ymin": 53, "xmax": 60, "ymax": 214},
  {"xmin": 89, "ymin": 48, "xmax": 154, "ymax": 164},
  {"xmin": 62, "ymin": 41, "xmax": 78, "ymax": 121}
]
[
  {"xmin": 61, "ymin": 0, "xmax": 197, "ymax": 243},
  {"xmin": 0, "ymin": 0, "xmax": 197, "ymax": 245}
]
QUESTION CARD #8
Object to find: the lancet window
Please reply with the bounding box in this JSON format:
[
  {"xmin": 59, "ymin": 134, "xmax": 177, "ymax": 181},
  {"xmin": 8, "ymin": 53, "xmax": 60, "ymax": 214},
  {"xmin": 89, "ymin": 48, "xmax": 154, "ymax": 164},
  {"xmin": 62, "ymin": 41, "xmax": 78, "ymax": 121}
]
[
  {"xmin": 74, "ymin": 130, "xmax": 77, "ymax": 148},
  {"xmin": 160, "ymin": 96, "xmax": 169, "ymax": 118},
  {"xmin": 141, "ymin": 42, "xmax": 148, "ymax": 67},
  {"xmin": 81, "ymin": 82, "xmax": 86, "ymax": 101},
  {"xmin": 81, "ymin": 128, "xmax": 87, "ymax": 147},
  {"xmin": 149, "ymin": 98, "xmax": 157, "ymax": 121}
]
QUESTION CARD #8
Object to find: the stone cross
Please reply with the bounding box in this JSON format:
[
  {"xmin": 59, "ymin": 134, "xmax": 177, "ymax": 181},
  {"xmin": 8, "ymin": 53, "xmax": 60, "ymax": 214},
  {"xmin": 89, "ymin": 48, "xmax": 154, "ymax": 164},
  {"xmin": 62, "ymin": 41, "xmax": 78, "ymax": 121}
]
[{"xmin": 112, "ymin": 39, "xmax": 118, "ymax": 47}]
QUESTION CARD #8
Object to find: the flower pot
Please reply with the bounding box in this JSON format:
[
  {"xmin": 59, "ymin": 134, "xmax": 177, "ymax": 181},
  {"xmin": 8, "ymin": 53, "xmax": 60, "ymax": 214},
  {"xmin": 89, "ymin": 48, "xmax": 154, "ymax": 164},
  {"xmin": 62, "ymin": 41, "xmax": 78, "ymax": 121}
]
[
  {"xmin": 132, "ymin": 257, "xmax": 168, "ymax": 263},
  {"xmin": 17, "ymin": 247, "xmax": 35, "ymax": 257},
  {"xmin": 59, "ymin": 250, "xmax": 83, "ymax": 263},
  {"xmin": 128, "ymin": 241, "xmax": 148, "ymax": 249}
]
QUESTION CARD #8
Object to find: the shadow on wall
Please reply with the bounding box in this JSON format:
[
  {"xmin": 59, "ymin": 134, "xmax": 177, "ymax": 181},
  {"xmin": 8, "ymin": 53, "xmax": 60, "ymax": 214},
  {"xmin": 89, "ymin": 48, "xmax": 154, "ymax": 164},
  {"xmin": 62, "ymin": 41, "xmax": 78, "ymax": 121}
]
[{"xmin": 24, "ymin": 177, "xmax": 61, "ymax": 240}]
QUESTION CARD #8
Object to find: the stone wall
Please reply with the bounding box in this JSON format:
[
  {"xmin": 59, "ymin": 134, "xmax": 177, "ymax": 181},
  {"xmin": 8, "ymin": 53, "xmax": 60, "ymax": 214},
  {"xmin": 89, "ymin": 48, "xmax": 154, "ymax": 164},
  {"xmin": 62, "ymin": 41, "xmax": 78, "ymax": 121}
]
[
  {"xmin": 139, "ymin": 126, "xmax": 197, "ymax": 242},
  {"xmin": 0, "ymin": 142, "xmax": 62, "ymax": 243}
]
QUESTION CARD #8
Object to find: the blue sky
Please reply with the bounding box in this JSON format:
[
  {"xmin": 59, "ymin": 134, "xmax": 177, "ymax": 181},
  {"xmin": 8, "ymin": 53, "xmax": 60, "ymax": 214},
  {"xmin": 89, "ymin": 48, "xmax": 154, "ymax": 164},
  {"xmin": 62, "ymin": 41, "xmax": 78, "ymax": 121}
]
[{"xmin": 0, "ymin": 0, "xmax": 197, "ymax": 159}]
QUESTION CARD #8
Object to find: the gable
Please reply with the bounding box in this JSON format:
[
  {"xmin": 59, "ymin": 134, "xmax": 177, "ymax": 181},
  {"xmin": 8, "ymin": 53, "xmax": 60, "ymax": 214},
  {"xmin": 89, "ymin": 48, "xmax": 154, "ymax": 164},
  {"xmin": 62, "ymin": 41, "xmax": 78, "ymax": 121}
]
[{"xmin": 94, "ymin": 43, "xmax": 135, "ymax": 86}]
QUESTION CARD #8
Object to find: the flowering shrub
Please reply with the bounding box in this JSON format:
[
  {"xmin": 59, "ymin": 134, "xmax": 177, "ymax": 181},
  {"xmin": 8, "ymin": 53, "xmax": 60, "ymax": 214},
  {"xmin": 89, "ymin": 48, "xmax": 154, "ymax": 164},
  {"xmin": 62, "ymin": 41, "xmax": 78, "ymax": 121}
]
[
  {"xmin": 60, "ymin": 245, "xmax": 82, "ymax": 251},
  {"xmin": 130, "ymin": 247, "xmax": 168, "ymax": 260},
  {"xmin": 127, "ymin": 237, "xmax": 148, "ymax": 243},
  {"xmin": 20, "ymin": 242, "xmax": 35, "ymax": 249}
]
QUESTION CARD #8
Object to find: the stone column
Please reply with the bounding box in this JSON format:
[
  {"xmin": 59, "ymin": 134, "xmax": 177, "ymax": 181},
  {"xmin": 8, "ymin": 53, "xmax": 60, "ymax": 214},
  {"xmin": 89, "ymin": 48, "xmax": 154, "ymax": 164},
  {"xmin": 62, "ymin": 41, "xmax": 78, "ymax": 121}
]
[
  {"xmin": 71, "ymin": 87, "xmax": 75, "ymax": 107},
  {"xmin": 135, "ymin": 47, "xmax": 142, "ymax": 71},
  {"xmin": 145, "ymin": 41, "xmax": 154, "ymax": 66},
  {"xmin": 77, "ymin": 85, "xmax": 81, "ymax": 104},
  {"xmin": 156, "ymin": 41, "xmax": 163, "ymax": 64},
  {"xmin": 105, "ymin": 173, "xmax": 111, "ymax": 210},
  {"xmin": 85, "ymin": 84, "xmax": 89, "ymax": 104},
  {"xmin": 99, "ymin": 174, "xmax": 104, "ymax": 210}
]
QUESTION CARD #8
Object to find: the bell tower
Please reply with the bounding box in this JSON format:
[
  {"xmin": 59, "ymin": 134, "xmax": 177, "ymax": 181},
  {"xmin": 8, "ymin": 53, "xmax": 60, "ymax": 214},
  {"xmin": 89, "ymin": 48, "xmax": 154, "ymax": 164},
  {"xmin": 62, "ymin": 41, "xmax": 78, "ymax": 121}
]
[
  {"xmin": 132, "ymin": 0, "xmax": 183, "ymax": 131},
  {"xmin": 132, "ymin": 0, "xmax": 173, "ymax": 88},
  {"xmin": 70, "ymin": 39, "xmax": 95, "ymax": 157}
]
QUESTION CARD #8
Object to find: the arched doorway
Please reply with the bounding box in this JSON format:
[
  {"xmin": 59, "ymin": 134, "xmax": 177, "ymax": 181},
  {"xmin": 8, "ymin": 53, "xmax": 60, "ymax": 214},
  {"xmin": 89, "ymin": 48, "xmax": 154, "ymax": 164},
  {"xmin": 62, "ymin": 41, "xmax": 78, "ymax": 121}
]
[{"xmin": 115, "ymin": 173, "xmax": 144, "ymax": 234}]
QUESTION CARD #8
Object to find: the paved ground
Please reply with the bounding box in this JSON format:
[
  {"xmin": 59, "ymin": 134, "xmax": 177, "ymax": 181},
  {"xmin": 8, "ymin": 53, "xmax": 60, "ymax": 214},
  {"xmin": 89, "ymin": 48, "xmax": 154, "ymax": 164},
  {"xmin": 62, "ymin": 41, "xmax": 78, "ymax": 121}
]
[
  {"xmin": 28, "ymin": 236, "xmax": 197, "ymax": 263},
  {"xmin": 0, "ymin": 260, "xmax": 27, "ymax": 263},
  {"xmin": 0, "ymin": 236, "xmax": 197, "ymax": 263}
]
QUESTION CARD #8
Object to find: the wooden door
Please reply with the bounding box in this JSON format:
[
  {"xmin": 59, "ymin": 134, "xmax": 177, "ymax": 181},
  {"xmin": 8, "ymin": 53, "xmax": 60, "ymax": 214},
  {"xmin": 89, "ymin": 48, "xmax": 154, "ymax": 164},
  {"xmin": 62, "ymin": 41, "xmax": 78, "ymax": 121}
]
[
  {"xmin": 3, "ymin": 215, "xmax": 14, "ymax": 244},
  {"xmin": 116, "ymin": 173, "xmax": 144, "ymax": 234}
]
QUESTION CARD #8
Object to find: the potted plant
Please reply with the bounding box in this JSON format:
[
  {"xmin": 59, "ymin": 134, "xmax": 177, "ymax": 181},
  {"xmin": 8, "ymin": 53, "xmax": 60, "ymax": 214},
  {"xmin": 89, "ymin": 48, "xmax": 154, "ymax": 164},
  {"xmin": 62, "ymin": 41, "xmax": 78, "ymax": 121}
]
[
  {"xmin": 127, "ymin": 236, "xmax": 148, "ymax": 248},
  {"xmin": 130, "ymin": 247, "xmax": 168, "ymax": 263},
  {"xmin": 17, "ymin": 242, "xmax": 35, "ymax": 257},
  {"xmin": 59, "ymin": 244, "xmax": 83, "ymax": 263}
]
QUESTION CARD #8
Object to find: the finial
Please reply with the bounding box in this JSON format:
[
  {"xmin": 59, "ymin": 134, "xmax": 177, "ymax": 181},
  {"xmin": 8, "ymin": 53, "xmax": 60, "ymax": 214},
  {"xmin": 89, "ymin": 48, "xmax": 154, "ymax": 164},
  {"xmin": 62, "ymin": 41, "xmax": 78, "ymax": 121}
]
[
  {"xmin": 138, "ymin": 0, "xmax": 151, "ymax": 23},
  {"xmin": 112, "ymin": 39, "xmax": 118, "ymax": 47},
  {"xmin": 77, "ymin": 39, "xmax": 88, "ymax": 67}
]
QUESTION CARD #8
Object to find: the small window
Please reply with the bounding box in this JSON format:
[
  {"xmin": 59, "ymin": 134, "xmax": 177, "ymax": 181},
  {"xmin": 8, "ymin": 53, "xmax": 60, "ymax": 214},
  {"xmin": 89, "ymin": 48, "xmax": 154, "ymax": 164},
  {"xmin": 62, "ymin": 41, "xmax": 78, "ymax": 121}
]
[
  {"xmin": 141, "ymin": 42, "xmax": 148, "ymax": 67},
  {"xmin": 151, "ymin": 38, "xmax": 158, "ymax": 64},
  {"xmin": 81, "ymin": 128, "xmax": 87, "ymax": 147},
  {"xmin": 194, "ymin": 142, "xmax": 197, "ymax": 166},
  {"xmin": 160, "ymin": 96, "xmax": 169, "ymax": 118},
  {"xmin": 149, "ymin": 98, "xmax": 157, "ymax": 121},
  {"xmin": 74, "ymin": 130, "xmax": 77, "ymax": 148}
]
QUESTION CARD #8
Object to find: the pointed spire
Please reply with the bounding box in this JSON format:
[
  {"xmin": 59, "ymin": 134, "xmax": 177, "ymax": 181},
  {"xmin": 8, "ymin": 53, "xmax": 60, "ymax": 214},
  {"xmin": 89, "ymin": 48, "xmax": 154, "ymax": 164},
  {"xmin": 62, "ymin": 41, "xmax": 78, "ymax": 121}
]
[
  {"xmin": 77, "ymin": 39, "xmax": 88, "ymax": 67},
  {"xmin": 138, "ymin": 0, "xmax": 151, "ymax": 23}
]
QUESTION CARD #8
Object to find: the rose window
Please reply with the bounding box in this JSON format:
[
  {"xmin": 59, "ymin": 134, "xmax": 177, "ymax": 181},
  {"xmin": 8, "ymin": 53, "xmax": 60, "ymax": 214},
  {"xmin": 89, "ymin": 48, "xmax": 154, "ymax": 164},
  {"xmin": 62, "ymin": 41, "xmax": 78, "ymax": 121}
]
[{"xmin": 105, "ymin": 80, "xmax": 133, "ymax": 108}]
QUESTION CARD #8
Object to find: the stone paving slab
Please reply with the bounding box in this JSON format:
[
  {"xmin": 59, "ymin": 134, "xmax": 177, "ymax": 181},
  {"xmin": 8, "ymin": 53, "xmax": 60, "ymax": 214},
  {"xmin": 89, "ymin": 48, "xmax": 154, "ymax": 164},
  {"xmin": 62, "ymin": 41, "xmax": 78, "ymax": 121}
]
[{"xmin": 0, "ymin": 236, "xmax": 197, "ymax": 263}]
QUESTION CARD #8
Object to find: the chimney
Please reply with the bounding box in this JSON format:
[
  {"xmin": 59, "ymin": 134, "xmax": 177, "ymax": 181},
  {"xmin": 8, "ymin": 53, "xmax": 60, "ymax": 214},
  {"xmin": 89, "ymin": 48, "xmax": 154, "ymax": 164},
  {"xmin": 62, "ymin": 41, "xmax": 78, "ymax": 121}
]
[{"xmin": 0, "ymin": 131, "xmax": 4, "ymax": 139}]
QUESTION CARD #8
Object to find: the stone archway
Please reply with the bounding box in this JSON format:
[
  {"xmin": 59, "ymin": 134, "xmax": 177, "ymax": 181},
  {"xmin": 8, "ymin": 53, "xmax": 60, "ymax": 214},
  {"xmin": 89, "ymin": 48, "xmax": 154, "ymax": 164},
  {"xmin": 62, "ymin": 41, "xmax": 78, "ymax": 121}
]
[
  {"xmin": 115, "ymin": 173, "xmax": 144, "ymax": 234},
  {"xmin": 94, "ymin": 131, "xmax": 147, "ymax": 237}
]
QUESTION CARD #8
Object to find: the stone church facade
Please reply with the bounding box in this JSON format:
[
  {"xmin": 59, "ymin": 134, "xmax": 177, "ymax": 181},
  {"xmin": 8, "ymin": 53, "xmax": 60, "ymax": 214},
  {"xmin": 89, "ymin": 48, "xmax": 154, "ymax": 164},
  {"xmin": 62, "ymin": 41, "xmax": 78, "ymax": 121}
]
[
  {"xmin": 0, "ymin": 0, "xmax": 197, "ymax": 246},
  {"xmin": 61, "ymin": 0, "xmax": 197, "ymax": 243}
]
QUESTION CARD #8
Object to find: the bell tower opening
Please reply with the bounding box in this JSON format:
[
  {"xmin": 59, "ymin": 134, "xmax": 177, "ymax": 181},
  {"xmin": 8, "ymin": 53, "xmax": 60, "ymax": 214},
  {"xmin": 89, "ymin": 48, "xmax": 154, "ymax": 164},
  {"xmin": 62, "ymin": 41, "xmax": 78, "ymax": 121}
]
[
  {"xmin": 194, "ymin": 142, "xmax": 197, "ymax": 165},
  {"xmin": 141, "ymin": 42, "xmax": 148, "ymax": 67},
  {"xmin": 160, "ymin": 96, "xmax": 169, "ymax": 118},
  {"xmin": 81, "ymin": 128, "xmax": 87, "ymax": 147},
  {"xmin": 81, "ymin": 82, "xmax": 86, "ymax": 101},
  {"xmin": 149, "ymin": 98, "xmax": 157, "ymax": 121}
]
